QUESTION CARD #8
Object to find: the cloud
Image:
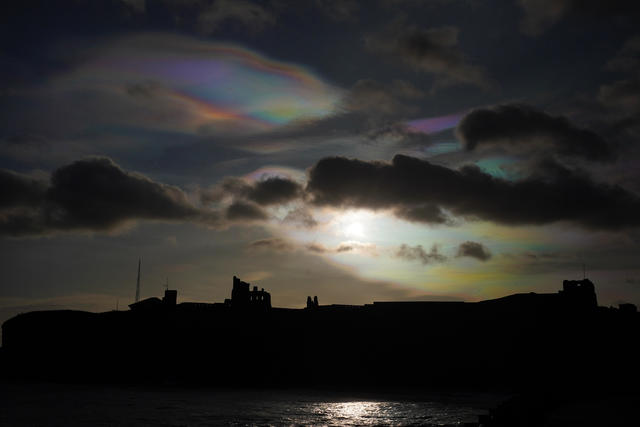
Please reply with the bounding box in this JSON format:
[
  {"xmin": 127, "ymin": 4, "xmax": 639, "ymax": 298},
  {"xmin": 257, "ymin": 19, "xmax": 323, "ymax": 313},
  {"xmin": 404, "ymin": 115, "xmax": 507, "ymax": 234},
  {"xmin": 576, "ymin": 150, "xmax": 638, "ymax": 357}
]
[
  {"xmin": 306, "ymin": 154, "xmax": 640, "ymax": 230},
  {"xmin": 302, "ymin": 241, "xmax": 377, "ymax": 255},
  {"xmin": 518, "ymin": 0, "xmax": 640, "ymax": 36},
  {"xmin": 46, "ymin": 158, "xmax": 201, "ymax": 228},
  {"xmin": 248, "ymin": 177, "xmax": 303, "ymax": 205},
  {"xmin": 606, "ymin": 35, "xmax": 640, "ymax": 73},
  {"xmin": 306, "ymin": 243, "xmax": 328, "ymax": 254},
  {"xmin": 455, "ymin": 104, "xmax": 615, "ymax": 163},
  {"xmin": 197, "ymin": 0, "xmax": 276, "ymax": 34},
  {"xmin": 598, "ymin": 37, "xmax": 640, "ymax": 116},
  {"xmin": 0, "ymin": 169, "xmax": 47, "ymax": 208},
  {"xmin": 394, "ymin": 204, "xmax": 451, "ymax": 225},
  {"xmin": 395, "ymin": 244, "xmax": 446, "ymax": 265},
  {"xmin": 456, "ymin": 241, "xmax": 491, "ymax": 261},
  {"xmin": 202, "ymin": 176, "xmax": 303, "ymax": 206},
  {"xmin": 314, "ymin": 0, "xmax": 360, "ymax": 21},
  {"xmin": 282, "ymin": 207, "xmax": 318, "ymax": 228},
  {"xmin": 225, "ymin": 200, "xmax": 268, "ymax": 221},
  {"xmin": 341, "ymin": 79, "xmax": 423, "ymax": 116},
  {"xmin": 596, "ymin": 36, "xmax": 640, "ymax": 148},
  {"xmin": 598, "ymin": 78, "xmax": 640, "ymax": 115},
  {"xmin": 248, "ymin": 237, "xmax": 295, "ymax": 252},
  {"xmin": 518, "ymin": 0, "xmax": 571, "ymax": 36},
  {"xmin": 365, "ymin": 18, "xmax": 489, "ymax": 89},
  {"xmin": 0, "ymin": 157, "xmax": 283, "ymax": 236},
  {"xmin": 335, "ymin": 240, "xmax": 377, "ymax": 254},
  {"xmin": 248, "ymin": 237, "xmax": 375, "ymax": 256}
]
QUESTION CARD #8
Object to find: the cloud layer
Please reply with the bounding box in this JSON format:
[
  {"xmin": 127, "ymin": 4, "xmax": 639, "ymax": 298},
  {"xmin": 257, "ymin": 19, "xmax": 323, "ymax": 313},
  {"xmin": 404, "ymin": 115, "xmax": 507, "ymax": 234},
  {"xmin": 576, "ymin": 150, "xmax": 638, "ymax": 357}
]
[
  {"xmin": 306, "ymin": 154, "xmax": 640, "ymax": 230},
  {"xmin": 0, "ymin": 157, "xmax": 297, "ymax": 236}
]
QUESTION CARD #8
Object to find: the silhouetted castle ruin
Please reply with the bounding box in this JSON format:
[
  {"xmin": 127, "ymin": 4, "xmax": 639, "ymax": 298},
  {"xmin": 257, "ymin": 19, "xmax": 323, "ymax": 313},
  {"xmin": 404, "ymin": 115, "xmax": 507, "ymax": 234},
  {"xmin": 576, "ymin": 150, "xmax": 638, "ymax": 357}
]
[
  {"xmin": 1, "ymin": 275, "xmax": 638, "ymax": 394},
  {"xmin": 226, "ymin": 276, "xmax": 271, "ymax": 309}
]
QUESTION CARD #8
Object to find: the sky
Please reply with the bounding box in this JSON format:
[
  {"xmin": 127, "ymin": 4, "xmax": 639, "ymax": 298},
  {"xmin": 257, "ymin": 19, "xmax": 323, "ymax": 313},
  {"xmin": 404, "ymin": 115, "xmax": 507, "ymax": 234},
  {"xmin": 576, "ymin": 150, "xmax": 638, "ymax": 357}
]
[{"xmin": 2, "ymin": 0, "xmax": 640, "ymax": 328}]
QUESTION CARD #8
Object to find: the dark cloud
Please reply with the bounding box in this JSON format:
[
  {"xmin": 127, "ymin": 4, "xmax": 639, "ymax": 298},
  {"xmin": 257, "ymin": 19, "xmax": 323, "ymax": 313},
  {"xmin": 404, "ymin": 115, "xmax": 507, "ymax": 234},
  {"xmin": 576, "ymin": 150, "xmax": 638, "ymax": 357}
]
[
  {"xmin": 341, "ymin": 79, "xmax": 423, "ymax": 116},
  {"xmin": 394, "ymin": 204, "xmax": 450, "ymax": 225},
  {"xmin": 46, "ymin": 158, "xmax": 200, "ymax": 229},
  {"xmin": 0, "ymin": 169, "xmax": 47, "ymax": 208},
  {"xmin": 248, "ymin": 178, "xmax": 303, "ymax": 205},
  {"xmin": 606, "ymin": 35, "xmax": 640, "ymax": 73},
  {"xmin": 395, "ymin": 244, "xmax": 446, "ymax": 265},
  {"xmin": 247, "ymin": 237, "xmax": 294, "ymax": 252},
  {"xmin": 306, "ymin": 243, "xmax": 328, "ymax": 254},
  {"xmin": 304, "ymin": 241, "xmax": 376, "ymax": 255},
  {"xmin": 456, "ymin": 241, "xmax": 491, "ymax": 261},
  {"xmin": 456, "ymin": 104, "xmax": 615, "ymax": 163},
  {"xmin": 247, "ymin": 237, "xmax": 375, "ymax": 255},
  {"xmin": 517, "ymin": 0, "xmax": 571, "ymax": 36},
  {"xmin": 0, "ymin": 159, "xmax": 203, "ymax": 236},
  {"xmin": 282, "ymin": 207, "xmax": 318, "ymax": 228},
  {"xmin": 225, "ymin": 200, "xmax": 268, "ymax": 221},
  {"xmin": 306, "ymin": 154, "xmax": 640, "ymax": 230},
  {"xmin": 598, "ymin": 78, "xmax": 640, "ymax": 115},
  {"xmin": 365, "ymin": 18, "xmax": 489, "ymax": 88},
  {"xmin": 202, "ymin": 176, "xmax": 302, "ymax": 206},
  {"xmin": 196, "ymin": 0, "xmax": 276, "ymax": 34},
  {"xmin": 595, "ymin": 35, "xmax": 640, "ymax": 158},
  {"xmin": 314, "ymin": 0, "xmax": 360, "ymax": 21},
  {"xmin": 336, "ymin": 243, "xmax": 354, "ymax": 253},
  {"xmin": 0, "ymin": 157, "xmax": 287, "ymax": 236},
  {"xmin": 599, "ymin": 36, "xmax": 640, "ymax": 116},
  {"xmin": 518, "ymin": 0, "xmax": 640, "ymax": 36}
]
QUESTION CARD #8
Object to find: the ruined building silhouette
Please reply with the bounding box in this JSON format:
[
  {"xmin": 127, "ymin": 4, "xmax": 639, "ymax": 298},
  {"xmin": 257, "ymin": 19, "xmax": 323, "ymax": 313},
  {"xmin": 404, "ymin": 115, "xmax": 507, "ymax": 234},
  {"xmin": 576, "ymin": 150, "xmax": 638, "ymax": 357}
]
[
  {"xmin": 306, "ymin": 295, "xmax": 319, "ymax": 309},
  {"xmin": 1, "ymin": 275, "xmax": 638, "ymax": 395},
  {"xmin": 226, "ymin": 276, "xmax": 271, "ymax": 309}
]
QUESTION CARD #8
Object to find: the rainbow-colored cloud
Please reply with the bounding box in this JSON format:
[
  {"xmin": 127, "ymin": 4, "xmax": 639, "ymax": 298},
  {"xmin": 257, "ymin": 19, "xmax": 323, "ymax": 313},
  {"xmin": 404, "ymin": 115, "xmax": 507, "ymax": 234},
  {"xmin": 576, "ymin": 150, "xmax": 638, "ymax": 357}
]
[
  {"xmin": 58, "ymin": 34, "xmax": 341, "ymax": 135},
  {"xmin": 406, "ymin": 111, "xmax": 465, "ymax": 135}
]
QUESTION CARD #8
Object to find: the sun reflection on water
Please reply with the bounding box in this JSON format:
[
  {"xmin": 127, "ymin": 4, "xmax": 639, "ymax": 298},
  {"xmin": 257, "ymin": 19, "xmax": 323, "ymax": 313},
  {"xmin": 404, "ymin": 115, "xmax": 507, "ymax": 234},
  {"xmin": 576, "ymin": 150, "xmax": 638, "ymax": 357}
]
[
  {"xmin": 311, "ymin": 401, "xmax": 387, "ymax": 426},
  {"xmin": 299, "ymin": 399, "xmax": 476, "ymax": 426},
  {"xmin": 326, "ymin": 401, "xmax": 379, "ymax": 420}
]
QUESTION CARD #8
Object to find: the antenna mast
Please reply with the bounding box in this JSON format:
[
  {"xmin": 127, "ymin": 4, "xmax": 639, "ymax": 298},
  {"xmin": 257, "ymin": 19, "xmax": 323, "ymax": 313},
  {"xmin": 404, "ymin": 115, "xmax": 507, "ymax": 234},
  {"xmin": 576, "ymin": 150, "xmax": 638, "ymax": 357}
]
[{"xmin": 135, "ymin": 258, "xmax": 141, "ymax": 302}]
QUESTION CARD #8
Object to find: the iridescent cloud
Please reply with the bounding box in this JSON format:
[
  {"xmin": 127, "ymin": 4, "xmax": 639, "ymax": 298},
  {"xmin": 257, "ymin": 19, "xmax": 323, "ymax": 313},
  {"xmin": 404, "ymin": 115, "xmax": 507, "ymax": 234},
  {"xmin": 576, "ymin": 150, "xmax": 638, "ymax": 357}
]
[
  {"xmin": 58, "ymin": 34, "xmax": 342, "ymax": 135},
  {"xmin": 406, "ymin": 111, "xmax": 466, "ymax": 135},
  {"xmin": 243, "ymin": 166, "xmax": 306, "ymax": 183}
]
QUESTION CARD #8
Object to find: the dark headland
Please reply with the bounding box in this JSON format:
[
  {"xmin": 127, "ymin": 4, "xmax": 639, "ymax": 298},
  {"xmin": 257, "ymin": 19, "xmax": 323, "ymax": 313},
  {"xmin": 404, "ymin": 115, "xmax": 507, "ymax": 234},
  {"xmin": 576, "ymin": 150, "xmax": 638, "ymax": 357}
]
[{"xmin": 2, "ymin": 276, "xmax": 639, "ymax": 426}]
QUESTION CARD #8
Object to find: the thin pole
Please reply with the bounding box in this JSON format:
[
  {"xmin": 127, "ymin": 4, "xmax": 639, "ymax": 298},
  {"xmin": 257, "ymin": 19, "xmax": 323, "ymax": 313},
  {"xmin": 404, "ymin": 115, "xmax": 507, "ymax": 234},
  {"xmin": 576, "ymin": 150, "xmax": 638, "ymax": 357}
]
[{"xmin": 135, "ymin": 258, "xmax": 141, "ymax": 302}]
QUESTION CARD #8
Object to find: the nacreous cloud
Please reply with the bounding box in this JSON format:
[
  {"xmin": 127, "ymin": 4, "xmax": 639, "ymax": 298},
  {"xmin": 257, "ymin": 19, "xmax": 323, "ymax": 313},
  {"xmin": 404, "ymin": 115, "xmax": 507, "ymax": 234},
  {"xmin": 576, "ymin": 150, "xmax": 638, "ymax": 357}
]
[
  {"xmin": 456, "ymin": 104, "xmax": 615, "ymax": 162},
  {"xmin": 306, "ymin": 154, "xmax": 640, "ymax": 230}
]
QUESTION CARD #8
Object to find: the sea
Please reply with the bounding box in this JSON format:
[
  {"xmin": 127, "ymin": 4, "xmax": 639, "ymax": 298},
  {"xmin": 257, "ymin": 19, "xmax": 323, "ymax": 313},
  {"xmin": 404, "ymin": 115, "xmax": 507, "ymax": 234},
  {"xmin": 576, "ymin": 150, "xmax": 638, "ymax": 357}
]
[{"xmin": 0, "ymin": 382, "xmax": 505, "ymax": 426}]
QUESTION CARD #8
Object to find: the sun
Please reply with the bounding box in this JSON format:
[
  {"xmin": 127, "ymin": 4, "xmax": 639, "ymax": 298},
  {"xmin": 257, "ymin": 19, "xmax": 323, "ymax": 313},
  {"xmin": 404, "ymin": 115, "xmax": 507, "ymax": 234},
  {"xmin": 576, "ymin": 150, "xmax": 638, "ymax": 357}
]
[
  {"xmin": 332, "ymin": 210, "xmax": 374, "ymax": 239},
  {"xmin": 344, "ymin": 221, "xmax": 365, "ymax": 238}
]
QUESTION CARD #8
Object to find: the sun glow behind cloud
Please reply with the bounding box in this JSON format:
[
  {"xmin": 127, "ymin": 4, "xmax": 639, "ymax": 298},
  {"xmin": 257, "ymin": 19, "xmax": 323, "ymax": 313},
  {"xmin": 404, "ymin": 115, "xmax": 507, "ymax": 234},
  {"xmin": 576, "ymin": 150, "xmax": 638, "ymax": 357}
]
[{"xmin": 263, "ymin": 197, "xmax": 594, "ymax": 301}]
